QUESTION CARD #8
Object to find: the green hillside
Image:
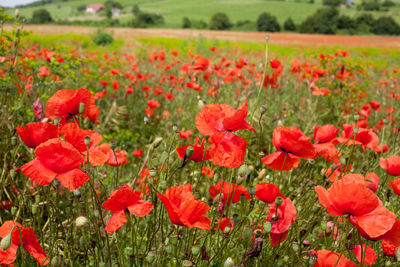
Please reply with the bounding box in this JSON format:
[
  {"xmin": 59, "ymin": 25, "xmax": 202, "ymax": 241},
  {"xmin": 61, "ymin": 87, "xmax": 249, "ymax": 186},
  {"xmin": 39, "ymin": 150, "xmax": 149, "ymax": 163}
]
[{"xmin": 4, "ymin": 0, "xmax": 400, "ymax": 29}]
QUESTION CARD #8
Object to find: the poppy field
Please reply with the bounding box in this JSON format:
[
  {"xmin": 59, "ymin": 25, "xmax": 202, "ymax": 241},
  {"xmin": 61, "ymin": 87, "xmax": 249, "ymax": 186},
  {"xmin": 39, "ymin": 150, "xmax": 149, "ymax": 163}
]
[{"xmin": 1, "ymin": 21, "xmax": 400, "ymax": 267}]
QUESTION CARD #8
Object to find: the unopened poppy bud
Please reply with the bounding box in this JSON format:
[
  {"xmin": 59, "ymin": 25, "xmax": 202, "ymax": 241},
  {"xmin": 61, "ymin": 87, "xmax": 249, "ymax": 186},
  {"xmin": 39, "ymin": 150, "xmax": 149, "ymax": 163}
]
[
  {"xmin": 10, "ymin": 169, "xmax": 15, "ymax": 179},
  {"xmin": 263, "ymin": 221, "xmax": 272, "ymax": 234},
  {"xmin": 75, "ymin": 216, "xmax": 88, "ymax": 228},
  {"xmin": 191, "ymin": 245, "xmax": 201, "ymax": 256},
  {"xmin": 223, "ymin": 257, "xmax": 234, "ymax": 267},
  {"xmin": 84, "ymin": 136, "xmax": 91, "ymax": 147},
  {"xmin": 241, "ymin": 227, "xmax": 252, "ymax": 240},
  {"xmin": 164, "ymin": 244, "xmax": 173, "ymax": 254},
  {"xmin": 149, "ymin": 169, "xmax": 157, "ymax": 177},
  {"xmin": 275, "ymin": 196, "xmax": 283, "ymax": 207},
  {"xmin": 247, "ymin": 186, "xmax": 256, "ymax": 195},
  {"xmin": 78, "ymin": 102, "xmax": 85, "ymax": 114},
  {"xmin": 169, "ymin": 235, "xmax": 178, "ymax": 245},
  {"xmin": 0, "ymin": 234, "xmax": 12, "ymax": 251},
  {"xmin": 94, "ymin": 210, "xmax": 100, "ymax": 218},
  {"xmin": 11, "ymin": 137, "xmax": 16, "ymax": 146},
  {"xmin": 32, "ymin": 204, "xmax": 38, "ymax": 214},
  {"xmin": 339, "ymin": 157, "xmax": 346, "ymax": 165},
  {"xmin": 144, "ymin": 116, "xmax": 149, "ymax": 124},
  {"xmin": 35, "ymin": 195, "xmax": 40, "ymax": 203},
  {"xmin": 353, "ymin": 127, "xmax": 359, "ymax": 134},
  {"xmin": 238, "ymin": 164, "xmax": 248, "ymax": 177},
  {"xmin": 79, "ymin": 236, "xmax": 85, "ymax": 248},
  {"xmin": 224, "ymin": 226, "xmax": 231, "ymax": 233},
  {"xmin": 11, "ymin": 207, "xmax": 17, "ymax": 215},
  {"xmin": 146, "ymin": 251, "xmax": 155, "ymax": 263},
  {"xmin": 110, "ymin": 140, "xmax": 117, "ymax": 150},
  {"xmin": 354, "ymin": 114, "xmax": 360, "ymax": 121},
  {"xmin": 385, "ymin": 260, "xmax": 392, "ymax": 266},
  {"xmin": 73, "ymin": 189, "xmax": 81, "ymax": 198},
  {"xmin": 182, "ymin": 260, "xmax": 193, "ymax": 266},
  {"xmin": 53, "ymin": 117, "xmax": 60, "ymax": 126},
  {"xmin": 185, "ymin": 146, "xmax": 194, "ymax": 159},
  {"xmin": 257, "ymin": 168, "xmax": 266, "ymax": 180},
  {"xmin": 151, "ymin": 137, "xmax": 163, "ymax": 149},
  {"xmin": 51, "ymin": 255, "xmax": 62, "ymax": 267},
  {"xmin": 321, "ymin": 221, "xmax": 327, "ymax": 230}
]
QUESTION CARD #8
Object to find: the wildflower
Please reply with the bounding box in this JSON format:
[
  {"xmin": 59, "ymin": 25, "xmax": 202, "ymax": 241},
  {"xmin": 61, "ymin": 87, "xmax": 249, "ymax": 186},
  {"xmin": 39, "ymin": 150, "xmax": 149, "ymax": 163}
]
[
  {"xmin": 380, "ymin": 155, "xmax": 400, "ymax": 176},
  {"xmin": 16, "ymin": 122, "xmax": 58, "ymax": 149}
]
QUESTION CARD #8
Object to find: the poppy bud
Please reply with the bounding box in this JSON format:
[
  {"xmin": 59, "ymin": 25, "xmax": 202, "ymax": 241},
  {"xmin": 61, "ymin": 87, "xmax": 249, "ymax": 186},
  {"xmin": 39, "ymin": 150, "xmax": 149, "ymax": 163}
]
[
  {"xmin": 191, "ymin": 246, "xmax": 201, "ymax": 256},
  {"xmin": 353, "ymin": 127, "xmax": 359, "ymax": 134},
  {"xmin": 10, "ymin": 169, "xmax": 16, "ymax": 179},
  {"xmin": 144, "ymin": 116, "xmax": 149, "ymax": 124},
  {"xmin": 75, "ymin": 216, "xmax": 88, "ymax": 228},
  {"xmin": 275, "ymin": 196, "xmax": 283, "ymax": 207},
  {"xmin": 51, "ymin": 255, "xmax": 62, "ymax": 267},
  {"xmin": 35, "ymin": 195, "xmax": 40, "ymax": 203},
  {"xmin": 263, "ymin": 221, "xmax": 271, "ymax": 234},
  {"xmin": 164, "ymin": 244, "xmax": 173, "ymax": 254},
  {"xmin": 224, "ymin": 226, "xmax": 231, "ymax": 234},
  {"xmin": 247, "ymin": 186, "xmax": 256, "ymax": 196},
  {"xmin": 340, "ymin": 157, "xmax": 346, "ymax": 165},
  {"xmin": 110, "ymin": 141, "xmax": 117, "ymax": 150},
  {"xmin": 241, "ymin": 227, "xmax": 252, "ymax": 240},
  {"xmin": 0, "ymin": 234, "xmax": 12, "ymax": 251},
  {"xmin": 169, "ymin": 235, "xmax": 178, "ymax": 245},
  {"xmin": 259, "ymin": 105, "xmax": 267, "ymax": 115},
  {"xmin": 73, "ymin": 189, "xmax": 81, "ymax": 198},
  {"xmin": 78, "ymin": 102, "xmax": 85, "ymax": 114},
  {"xmin": 11, "ymin": 137, "xmax": 16, "ymax": 146},
  {"xmin": 182, "ymin": 260, "xmax": 193, "ymax": 266},
  {"xmin": 277, "ymin": 120, "xmax": 283, "ymax": 126},
  {"xmin": 32, "ymin": 204, "xmax": 38, "ymax": 214},
  {"xmin": 149, "ymin": 169, "xmax": 157, "ymax": 177},
  {"xmin": 151, "ymin": 137, "xmax": 163, "ymax": 149},
  {"xmin": 321, "ymin": 221, "xmax": 327, "ymax": 231},
  {"xmin": 11, "ymin": 207, "xmax": 17, "ymax": 215},
  {"xmin": 257, "ymin": 169, "xmax": 267, "ymax": 180},
  {"xmin": 84, "ymin": 136, "xmax": 91, "ymax": 147},
  {"xmin": 223, "ymin": 257, "xmax": 234, "ymax": 267},
  {"xmin": 185, "ymin": 146, "xmax": 194, "ymax": 159},
  {"xmin": 54, "ymin": 117, "xmax": 60, "ymax": 126},
  {"xmin": 94, "ymin": 210, "xmax": 100, "ymax": 218},
  {"xmin": 146, "ymin": 251, "xmax": 155, "ymax": 263}
]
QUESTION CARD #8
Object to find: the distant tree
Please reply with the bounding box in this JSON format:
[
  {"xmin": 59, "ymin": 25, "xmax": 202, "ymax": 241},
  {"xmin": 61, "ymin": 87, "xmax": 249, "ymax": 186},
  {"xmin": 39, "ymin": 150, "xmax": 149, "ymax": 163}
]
[
  {"xmin": 77, "ymin": 4, "xmax": 86, "ymax": 12},
  {"xmin": 355, "ymin": 13, "xmax": 375, "ymax": 27},
  {"xmin": 182, "ymin": 17, "xmax": 191, "ymax": 28},
  {"xmin": 359, "ymin": 0, "xmax": 381, "ymax": 11},
  {"xmin": 209, "ymin": 12, "xmax": 232, "ymax": 30},
  {"xmin": 283, "ymin": 17, "xmax": 296, "ymax": 31},
  {"xmin": 382, "ymin": 0, "xmax": 395, "ymax": 7},
  {"xmin": 337, "ymin": 15, "xmax": 356, "ymax": 30},
  {"xmin": 257, "ymin": 12, "xmax": 280, "ymax": 32},
  {"xmin": 192, "ymin": 19, "xmax": 208, "ymax": 29},
  {"xmin": 31, "ymin": 8, "xmax": 52, "ymax": 24},
  {"xmin": 132, "ymin": 4, "xmax": 140, "ymax": 15},
  {"xmin": 129, "ymin": 12, "xmax": 164, "ymax": 27},
  {"xmin": 323, "ymin": 0, "xmax": 343, "ymax": 6},
  {"xmin": 298, "ymin": 7, "xmax": 338, "ymax": 34},
  {"xmin": 371, "ymin": 16, "xmax": 400, "ymax": 35}
]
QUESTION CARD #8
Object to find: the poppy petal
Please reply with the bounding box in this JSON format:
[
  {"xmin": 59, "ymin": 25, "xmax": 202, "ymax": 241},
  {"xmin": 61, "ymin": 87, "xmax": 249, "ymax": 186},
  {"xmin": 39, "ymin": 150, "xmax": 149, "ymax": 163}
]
[
  {"xmin": 56, "ymin": 168, "xmax": 89, "ymax": 191},
  {"xmin": 21, "ymin": 228, "xmax": 50, "ymax": 265},
  {"xmin": 105, "ymin": 210, "xmax": 127, "ymax": 234},
  {"xmin": 261, "ymin": 151, "xmax": 300, "ymax": 171},
  {"xmin": 20, "ymin": 158, "xmax": 56, "ymax": 186},
  {"xmin": 127, "ymin": 200, "xmax": 153, "ymax": 217}
]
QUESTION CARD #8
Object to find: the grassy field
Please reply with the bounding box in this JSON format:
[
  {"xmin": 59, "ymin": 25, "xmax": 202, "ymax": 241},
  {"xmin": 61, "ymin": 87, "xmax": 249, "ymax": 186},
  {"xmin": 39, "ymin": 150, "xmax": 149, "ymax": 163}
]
[{"xmin": 4, "ymin": 0, "xmax": 400, "ymax": 28}]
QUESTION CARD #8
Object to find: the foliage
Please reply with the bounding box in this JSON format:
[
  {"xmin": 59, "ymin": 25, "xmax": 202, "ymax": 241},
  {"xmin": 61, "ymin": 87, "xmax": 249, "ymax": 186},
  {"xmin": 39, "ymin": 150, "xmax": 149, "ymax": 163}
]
[
  {"xmin": 298, "ymin": 7, "xmax": 339, "ymax": 34},
  {"xmin": 182, "ymin": 17, "xmax": 191, "ymax": 29},
  {"xmin": 322, "ymin": 0, "xmax": 343, "ymax": 6},
  {"xmin": 209, "ymin": 12, "xmax": 232, "ymax": 30},
  {"xmin": 371, "ymin": 16, "xmax": 400, "ymax": 35},
  {"xmin": 283, "ymin": 17, "xmax": 296, "ymax": 31},
  {"xmin": 92, "ymin": 29, "xmax": 114, "ymax": 45},
  {"xmin": 257, "ymin": 12, "xmax": 280, "ymax": 32},
  {"xmin": 31, "ymin": 8, "xmax": 52, "ymax": 24}
]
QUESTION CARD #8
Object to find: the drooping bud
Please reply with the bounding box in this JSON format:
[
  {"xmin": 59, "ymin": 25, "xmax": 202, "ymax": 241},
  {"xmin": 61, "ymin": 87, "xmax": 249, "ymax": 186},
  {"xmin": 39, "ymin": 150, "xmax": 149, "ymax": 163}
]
[
  {"xmin": 0, "ymin": 234, "xmax": 12, "ymax": 251},
  {"xmin": 84, "ymin": 136, "xmax": 91, "ymax": 147},
  {"xmin": 185, "ymin": 146, "xmax": 194, "ymax": 159},
  {"xmin": 223, "ymin": 257, "xmax": 234, "ymax": 267},
  {"xmin": 11, "ymin": 207, "xmax": 17, "ymax": 216},
  {"xmin": 33, "ymin": 98, "xmax": 44, "ymax": 121},
  {"xmin": 78, "ymin": 102, "xmax": 85, "ymax": 114},
  {"xmin": 75, "ymin": 216, "xmax": 89, "ymax": 228},
  {"xmin": 275, "ymin": 196, "xmax": 283, "ymax": 207}
]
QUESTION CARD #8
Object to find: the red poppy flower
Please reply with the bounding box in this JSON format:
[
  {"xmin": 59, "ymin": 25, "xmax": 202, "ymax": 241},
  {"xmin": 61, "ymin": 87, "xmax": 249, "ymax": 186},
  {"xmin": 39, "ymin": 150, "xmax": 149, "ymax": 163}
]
[
  {"xmin": 315, "ymin": 177, "xmax": 380, "ymax": 217},
  {"xmin": 157, "ymin": 185, "xmax": 211, "ymax": 230},
  {"xmin": 389, "ymin": 179, "xmax": 400, "ymax": 195},
  {"xmin": 98, "ymin": 144, "xmax": 128, "ymax": 166},
  {"xmin": 342, "ymin": 173, "xmax": 379, "ymax": 192},
  {"xmin": 324, "ymin": 163, "xmax": 352, "ymax": 182},
  {"xmin": 262, "ymin": 126, "xmax": 316, "ymax": 171},
  {"xmin": 380, "ymin": 156, "xmax": 400, "ymax": 176},
  {"xmin": 20, "ymin": 138, "xmax": 89, "ymax": 191},
  {"xmin": 381, "ymin": 240, "xmax": 398, "ymax": 257},
  {"xmin": 191, "ymin": 56, "xmax": 209, "ymax": 71},
  {"xmin": 333, "ymin": 124, "xmax": 379, "ymax": 151},
  {"xmin": 201, "ymin": 166, "xmax": 214, "ymax": 177},
  {"xmin": 16, "ymin": 122, "xmax": 58, "ymax": 148},
  {"xmin": 37, "ymin": 66, "xmax": 51, "ymax": 77},
  {"xmin": 176, "ymin": 137, "xmax": 207, "ymax": 162},
  {"xmin": 352, "ymin": 244, "xmax": 377, "ymax": 266},
  {"xmin": 214, "ymin": 218, "xmax": 234, "ymax": 233},
  {"xmin": 374, "ymin": 144, "xmax": 389, "ymax": 153},
  {"xmin": 209, "ymin": 181, "xmax": 250, "ymax": 205},
  {"xmin": 265, "ymin": 197, "xmax": 296, "ymax": 247},
  {"xmin": 195, "ymin": 102, "xmax": 255, "ymax": 136},
  {"xmin": 132, "ymin": 149, "xmax": 143, "ymax": 158},
  {"xmin": 0, "ymin": 221, "xmax": 49, "ymax": 265},
  {"xmin": 102, "ymin": 185, "xmax": 153, "ymax": 234},
  {"xmin": 179, "ymin": 129, "xmax": 192, "ymax": 140},
  {"xmin": 60, "ymin": 123, "xmax": 108, "ymax": 166},
  {"xmin": 312, "ymin": 250, "xmax": 357, "ymax": 267},
  {"xmin": 255, "ymin": 183, "xmax": 283, "ymax": 203},
  {"xmin": 314, "ymin": 142, "xmax": 341, "ymax": 162},
  {"xmin": 45, "ymin": 88, "xmax": 99, "ymax": 123},
  {"xmin": 313, "ymin": 124, "xmax": 340, "ymax": 143},
  {"xmin": 147, "ymin": 100, "xmax": 160, "ymax": 109},
  {"xmin": 206, "ymin": 132, "xmax": 247, "ymax": 169}
]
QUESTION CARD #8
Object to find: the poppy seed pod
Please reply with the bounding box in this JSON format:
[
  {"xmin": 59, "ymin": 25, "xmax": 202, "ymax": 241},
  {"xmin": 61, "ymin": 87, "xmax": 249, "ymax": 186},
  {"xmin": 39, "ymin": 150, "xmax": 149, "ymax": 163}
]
[
  {"xmin": 11, "ymin": 137, "xmax": 16, "ymax": 146},
  {"xmin": 182, "ymin": 260, "xmax": 193, "ymax": 266},
  {"xmin": 263, "ymin": 221, "xmax": 272, "ymax": 234},
  {"xmin": 149, "ymin": 169, "xmax": 157, "ymax": 177},
  {"xmin": 110, "ymin": 141, "xmax": 117, "ymax": 150},
  {"xmin": 0, "ymin": 234, "xmax": 12, "ymax": 251},
  {"xmin": 185, "ymin": 146, "xmax": 195, "ymax": 159},
  {"xmin": 192, "ymin": 246, "xmax": 201, "ymax": 256},
  {"xmin": 11, "ymin": 207, "xmax": 17, "ymax": 215},
  {"xmin": 275, "ymin": 196, "xmax": 283, "ymax": 207},
  {"xmin": 31, "ymin": 204, "xmax": 38, "ymax": 214},
  {"xmin": 78, "ymin": 102, "xmax": 85, "ymax": 114},
  {"xmin": 84, "ymin": 136, "xmax": 91, "ymax": 147}
]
